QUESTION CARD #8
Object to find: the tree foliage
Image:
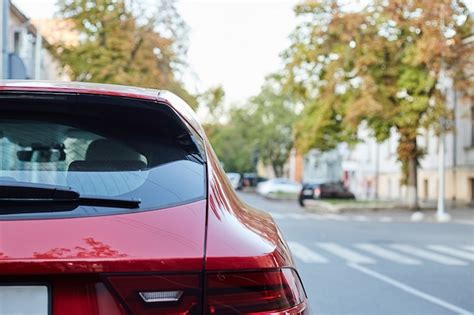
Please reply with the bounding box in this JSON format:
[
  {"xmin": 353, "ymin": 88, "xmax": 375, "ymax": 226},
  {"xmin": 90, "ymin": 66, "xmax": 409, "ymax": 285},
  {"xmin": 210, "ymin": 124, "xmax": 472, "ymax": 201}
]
[
  {"xmin": 283, "ymin": 0, "xmax": 473, "ymax": 207},
  {"xmin": 200, "ymin": 77, "xmax": 296, "ymax": 176},
  {"xmin": 55, "ymin": 0, "xmax": 196, "ymax": 107},
  {"xmin": 204, "ymin": 108, "xmax": 259, "ymax": 173},
  {"xmin": 250, "ymin": 75, "xmax": 297, "ymax": 177}
]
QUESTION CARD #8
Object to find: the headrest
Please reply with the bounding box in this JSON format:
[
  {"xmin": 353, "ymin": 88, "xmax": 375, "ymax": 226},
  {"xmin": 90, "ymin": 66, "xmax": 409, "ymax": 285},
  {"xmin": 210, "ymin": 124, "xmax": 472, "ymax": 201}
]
[
  {"xmin": 68, "ymin": 160, "xmax": 147, "ymax": 172},
  {"xmin": 85, "ymin": 139, "xmax": 142, "ymax": 161}
]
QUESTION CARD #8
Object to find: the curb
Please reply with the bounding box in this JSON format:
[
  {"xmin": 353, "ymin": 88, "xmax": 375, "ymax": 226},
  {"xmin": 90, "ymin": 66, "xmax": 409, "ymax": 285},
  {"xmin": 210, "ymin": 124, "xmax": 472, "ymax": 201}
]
[{"xmin": 303, "ymin": 200, "xmax": 406, "ymax": 214}]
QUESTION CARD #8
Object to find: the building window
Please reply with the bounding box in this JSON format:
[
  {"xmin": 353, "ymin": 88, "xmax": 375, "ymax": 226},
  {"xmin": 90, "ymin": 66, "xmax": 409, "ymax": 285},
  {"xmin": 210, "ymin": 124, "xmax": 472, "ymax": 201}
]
[{"xmin": 13, "ymin": 31, "xmax": 21, "ymax": 54}]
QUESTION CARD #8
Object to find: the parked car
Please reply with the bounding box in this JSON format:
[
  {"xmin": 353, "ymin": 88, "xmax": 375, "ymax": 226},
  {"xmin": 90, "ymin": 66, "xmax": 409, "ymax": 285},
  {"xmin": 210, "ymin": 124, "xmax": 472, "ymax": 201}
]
[
  {"xmin": 225, "ymin": 172, "xmax": 241, "ymax": 190},
  {"xmin": 257, "ymin": 178, "xmax": 303, "ymax": 197},
  {"xmin": 240, "ymin": 172, "xmax": 267, "ymax": 189},
  {"xmin": 0, "ymin": 81, "xmax": 309, "ymax": 315},
  {"xmin": 299, "ymin": 181, "xmax": 355, "ymax": 206}
]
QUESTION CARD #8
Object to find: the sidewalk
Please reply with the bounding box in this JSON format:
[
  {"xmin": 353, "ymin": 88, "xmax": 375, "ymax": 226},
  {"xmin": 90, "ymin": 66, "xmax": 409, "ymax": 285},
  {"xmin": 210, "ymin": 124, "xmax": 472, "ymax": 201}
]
[{"xmin": 303, "ymin": 200, "xmax": 474, "ymax": 224}]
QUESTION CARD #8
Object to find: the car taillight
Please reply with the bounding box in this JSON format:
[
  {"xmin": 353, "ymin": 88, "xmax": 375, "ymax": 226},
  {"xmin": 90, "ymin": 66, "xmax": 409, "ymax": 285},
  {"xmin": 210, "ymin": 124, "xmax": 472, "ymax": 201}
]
[
  {"xmin": 107, "ymin": 274, "xmax": 202, "ymax": 315},
  {"xmin": 206, "ymin": 268, "xmax": 308, "ymax": 314},
  {"xmin": 314, "ymin": 187, "xmax": 321, "ymax": 197}
]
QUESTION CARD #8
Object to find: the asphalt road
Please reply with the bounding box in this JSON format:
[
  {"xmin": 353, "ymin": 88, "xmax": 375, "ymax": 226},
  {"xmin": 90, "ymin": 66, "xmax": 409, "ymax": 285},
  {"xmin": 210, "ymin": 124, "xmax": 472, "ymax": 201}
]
[{"xmin": 237, "ymin": 192, "xmax": 474, "ymax": 315}]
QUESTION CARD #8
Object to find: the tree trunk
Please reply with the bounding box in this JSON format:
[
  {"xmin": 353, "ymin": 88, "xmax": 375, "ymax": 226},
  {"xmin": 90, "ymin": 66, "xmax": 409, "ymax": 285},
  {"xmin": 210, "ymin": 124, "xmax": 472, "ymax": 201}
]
[
  {"xmin": 272, "ymin": 161, "xmax": 283, "ymax": 178},
  {"xmin": 406, "ymin": 154, "xmax": 418, "ymax": 210}
]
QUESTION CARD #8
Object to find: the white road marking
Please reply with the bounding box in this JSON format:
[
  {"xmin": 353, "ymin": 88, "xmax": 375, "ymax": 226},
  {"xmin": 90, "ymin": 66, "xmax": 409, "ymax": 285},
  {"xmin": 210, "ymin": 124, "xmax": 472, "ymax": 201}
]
[
  {"xmin": 427, "ymin": 245, "xmax": 474, "ymax": 262},
  {"xmin": 348, "ymin": 263, "xmax": 473, "ymax": 315},
  {"xmin": 288, "ymin": 242, "xmax": 329, "ymax": 263},
  {"xmin": 323, "ymin": 214, "xmax": 348, "ymax": 221},
  {"xmin": 355, "ymin": 243, "xmax": 421, "ymax": 265},
  {"xmin": 461, "ymin": 245, "xmax": 474, "ymax": 252},
  {"xmin": 352, "ymin": 215, "xmax": 370, "ymax": 222},
  {"xmin": 267, "ymin": 212, "xmax": 285, "ymax": 219},
  {"xmin": 378, "ymin": 216, "xmax": 394, "ymax": 223},
  {"xmin": 390, "ymin": 244, "xmax": 468, "ymax": 266},
  {"xmin": 287, "ymin": 213, "xmax": 306, "ymax": 220},
  {"xmin": 317, "ymin": 242, "xmax": 375, "ymax": 264},
  {"xmin": 307, "ymin": 213, "xmax": 325, "ymax": 220}
]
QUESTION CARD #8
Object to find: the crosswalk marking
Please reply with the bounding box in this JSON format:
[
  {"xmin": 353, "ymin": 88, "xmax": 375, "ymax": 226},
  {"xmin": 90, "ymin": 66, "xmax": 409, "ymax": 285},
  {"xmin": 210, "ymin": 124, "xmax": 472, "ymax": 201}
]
[
  {"xmin": 378, "ymin": 216, "xmax": 393, "ymax": 222},
  {"xmin": 355, "ymin": 243, "xmax": 421, "ymax": 265},
  {"xmin": 317, "ymin": 242, "xmax": 375, "ymax": 264},
  {"xmin": 287, "ymin": 213, "xmax": 306, "ymax": 220},
  {"xmin": 288, "ymin": 242, "xmax": 329, "ymax": 263},
  {"xmin": 352, "ymin": 215, "xmax": 369, "ymax": 222},
  {"xmin": 390, "ymin": 244, "xmax": 468, "ymax": 266},
  {"xmin": 267, "ymin": 212, "xmax": 285, "ymax": 219},
  {"xmin": 461, "ymin": 245, "xmax": 474, "ymax": 252},
  {"xmin": 324, "ymin": 214, "xmax": 348, "ymax": 221},
  {"xmin": 287, "ymin": 242, "xmax": 473, "ymax": 266},
  {"xmin": 307, "ymin": 213, "xmax": 325, "ymax": 220},
  {"xmin": 427, "ymin": 245, "xmax": 474, "ymax": 262}
]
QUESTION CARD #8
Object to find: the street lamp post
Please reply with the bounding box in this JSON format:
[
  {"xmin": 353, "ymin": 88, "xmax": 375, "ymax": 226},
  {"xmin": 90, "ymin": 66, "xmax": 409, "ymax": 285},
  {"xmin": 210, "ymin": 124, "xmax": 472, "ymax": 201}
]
[{"xmin": 437, "ymin": 117, "xmax": 451, "ymax": 222}]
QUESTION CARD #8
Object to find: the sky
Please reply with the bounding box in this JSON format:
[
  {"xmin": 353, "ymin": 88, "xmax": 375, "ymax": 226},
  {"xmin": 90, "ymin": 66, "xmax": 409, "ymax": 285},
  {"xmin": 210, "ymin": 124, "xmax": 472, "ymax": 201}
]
[
  {"xmin": 12, "ymin": 0, "xmax": 298, "ymax": 104},
  {"xmin": 11, "ymin": 0, "xmax": 474, "ymax": 104}
]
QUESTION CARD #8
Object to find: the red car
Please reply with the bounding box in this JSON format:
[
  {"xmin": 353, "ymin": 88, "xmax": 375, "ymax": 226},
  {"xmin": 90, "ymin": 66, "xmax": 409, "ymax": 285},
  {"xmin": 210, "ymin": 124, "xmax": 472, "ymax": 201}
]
[{"xmin": 0, "ymin": 81, "xmax": 309, "ymax": 315}]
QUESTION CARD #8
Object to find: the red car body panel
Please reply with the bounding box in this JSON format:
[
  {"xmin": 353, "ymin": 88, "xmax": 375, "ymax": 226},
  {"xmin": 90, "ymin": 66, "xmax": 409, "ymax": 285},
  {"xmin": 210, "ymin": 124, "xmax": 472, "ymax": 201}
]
[
  {"xmin": 204, "ymin": 144, "xmax": 294, "ymax": 270},
  {"xmin": 0, "ymin": 200, "xmax": 207, "ymax": 275},
  {"xmin": 0, "ymin": 81, "xmax": 306, "ymax": 314}
]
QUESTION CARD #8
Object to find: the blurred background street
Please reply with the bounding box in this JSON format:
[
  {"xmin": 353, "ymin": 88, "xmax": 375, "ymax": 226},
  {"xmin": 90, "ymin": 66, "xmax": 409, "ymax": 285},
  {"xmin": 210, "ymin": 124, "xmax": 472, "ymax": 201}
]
[
  {"xmin": 239, "ymin": 192, "xmax": 474, "ymax": 315},
  {"xmin": 1, "ymin": 0, "xmax": 474, "ymax": 313}
]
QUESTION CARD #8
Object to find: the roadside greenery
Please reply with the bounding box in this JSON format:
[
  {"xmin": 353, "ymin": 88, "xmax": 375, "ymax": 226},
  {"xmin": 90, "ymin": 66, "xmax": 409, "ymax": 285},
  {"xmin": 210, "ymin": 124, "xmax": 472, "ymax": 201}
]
[
  {"xmin": 55, "ymin": 0, "xmax": 196, "ymax": 107},
  {"xmin": 200, "ymin": 76, "xmax": 296, "ymax": 176},
  {"xmin": 282, "ymin": 0, "xmax": 473, "ymax": 208}
]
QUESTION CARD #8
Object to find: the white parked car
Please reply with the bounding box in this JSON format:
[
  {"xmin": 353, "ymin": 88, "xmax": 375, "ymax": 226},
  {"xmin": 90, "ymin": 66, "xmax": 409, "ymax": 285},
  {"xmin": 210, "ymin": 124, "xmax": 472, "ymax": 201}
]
[
  {"xmin": 226, "ymin": 172, "xmax": 241, "ymax": 190},
  {"xmin": 256, "ymin": 178, "xmax": 302, "ymax": 197}
]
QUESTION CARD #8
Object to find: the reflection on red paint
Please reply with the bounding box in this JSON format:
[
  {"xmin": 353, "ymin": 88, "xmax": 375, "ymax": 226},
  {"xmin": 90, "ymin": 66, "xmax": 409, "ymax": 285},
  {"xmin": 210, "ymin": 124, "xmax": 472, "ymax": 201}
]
[{"xmin": 33, "ymin": 238, "xmax": 127, "ymax": 259}]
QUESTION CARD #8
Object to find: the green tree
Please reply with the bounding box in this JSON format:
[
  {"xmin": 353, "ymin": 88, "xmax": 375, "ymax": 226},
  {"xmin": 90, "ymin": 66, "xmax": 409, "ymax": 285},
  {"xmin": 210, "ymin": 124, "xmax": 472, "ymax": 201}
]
[
  {"xmin": 199, "ymin": 85, "xmax": 226, "ymax": 123},
  {"xmin": 284, "ymin": 0, "xmax": 472, "ymax": 208},
  {"xmin": 55, "ymin": 0, "xmax": 196, "ymax": 107},
  {"xmin": 205, "ymin": 108, "xmax": 259, "ymax": 173},
  {"xmin": 250, "ymin": 75, "xmax": 297, "ymax": 177},
  {"xmin": 200, "ymin": 77, "xmax": 296, "ymax": 176}
]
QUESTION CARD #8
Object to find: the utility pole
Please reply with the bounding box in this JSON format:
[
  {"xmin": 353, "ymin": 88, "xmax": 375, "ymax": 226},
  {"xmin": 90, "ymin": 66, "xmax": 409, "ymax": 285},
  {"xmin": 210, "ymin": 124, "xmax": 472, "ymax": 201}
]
[
  {"xmin": 374, "ymin": 141, "xmax": 379, "ymax": 200},
  {"xmin": 0, "ymin": 0, "xmax": 9, "ymax": 79},
  {"xmin": 437, "ymin": 117, "xmax": 450, "ymax": 222}
]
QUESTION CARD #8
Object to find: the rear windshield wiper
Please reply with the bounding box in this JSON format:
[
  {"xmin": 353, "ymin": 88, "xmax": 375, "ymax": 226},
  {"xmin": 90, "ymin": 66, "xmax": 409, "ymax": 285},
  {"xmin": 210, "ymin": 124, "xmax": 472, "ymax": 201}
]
[{"xmin": 0, "ymin": 182, "xmax": 141, "ymax": 214}]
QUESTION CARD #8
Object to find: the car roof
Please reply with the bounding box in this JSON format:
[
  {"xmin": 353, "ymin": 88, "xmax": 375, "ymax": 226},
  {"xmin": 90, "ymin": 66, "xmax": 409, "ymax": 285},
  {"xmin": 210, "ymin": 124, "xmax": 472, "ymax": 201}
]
[{"xmin": 0, "ymin": 80, "xmax": 204, "ymax": 138}]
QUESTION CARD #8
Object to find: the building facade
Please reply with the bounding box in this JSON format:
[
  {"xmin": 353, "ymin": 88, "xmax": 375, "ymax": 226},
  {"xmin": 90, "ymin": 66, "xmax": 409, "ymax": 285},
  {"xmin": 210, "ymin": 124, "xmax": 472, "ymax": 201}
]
[
  {"xmin": 1, "ymin": 1, "xmax": 67, "ymax": 80},
  {"xmin": 291, "ymin": 31, "xmax": 474, "ymax": 205}
]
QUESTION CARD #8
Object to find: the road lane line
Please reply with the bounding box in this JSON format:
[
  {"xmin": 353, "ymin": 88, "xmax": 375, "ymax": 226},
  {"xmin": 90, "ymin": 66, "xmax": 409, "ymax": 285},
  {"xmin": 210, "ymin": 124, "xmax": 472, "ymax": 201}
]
[
  {"xmin": 267, "ymin": 212, "xmax": 285, "ymax": 219},
  {"xmin": 288, "ymin": 213, "xmax": 306, "ymax": 220},
  {"xmin": 317, "ymin": 242, "xmax": 375, "ymax": 264},
  {"xmin": 378, "ymin": 216, "xmax": 394, "ymax": 223},
  {"xmin": 307, "ymin": 213, "xmax": 325, "ymax": 220},
  {"xmin": 461, "ymin": 245, "xmax": 474, "ymax": 252},
  {"xmin": 427, "ymin": 245, "xmax": 474, "ymax": 262},
  {"xmin": 352, "ymin": 215, "xmax": 370, "ymax": 222},
  {"xmin": 390, "ymin": 244, "xmax": 468, "ymax": 266},
  {"xmin": 288, "ymin": 242, "xmax": 329, "ymax": 263},
  {"xmin": 355, "ymin": 243, "xmax": 422, "ymax": 265},
  {"xmin": 323, "ymin": 214, "xmax": 348, "ymax": 221},
  {"xmin": 348, "ymin": 263, "xmax": 473, "ymax": 315}
]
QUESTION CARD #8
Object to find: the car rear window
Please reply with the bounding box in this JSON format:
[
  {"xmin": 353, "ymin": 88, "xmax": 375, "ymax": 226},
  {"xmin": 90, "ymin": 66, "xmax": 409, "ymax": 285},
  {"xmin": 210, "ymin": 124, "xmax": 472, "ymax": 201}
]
[{"xmin": 0, "ymin": 92, "xmax": 206, "ymax": 219}]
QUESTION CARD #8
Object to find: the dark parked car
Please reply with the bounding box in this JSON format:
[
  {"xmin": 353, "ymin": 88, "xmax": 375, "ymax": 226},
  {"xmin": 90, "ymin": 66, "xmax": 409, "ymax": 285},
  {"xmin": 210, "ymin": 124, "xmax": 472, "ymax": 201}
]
[
  {"xmin": 299, "ymin": 182, "xmax": 355, "ymax": 206},
  {"xmin": 0, "ymin": 81, "xmax": 309, "ymax": 315},
  {"xmin": 240, "ymin": 172, "xmax": 267, "ymax": 189}
]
